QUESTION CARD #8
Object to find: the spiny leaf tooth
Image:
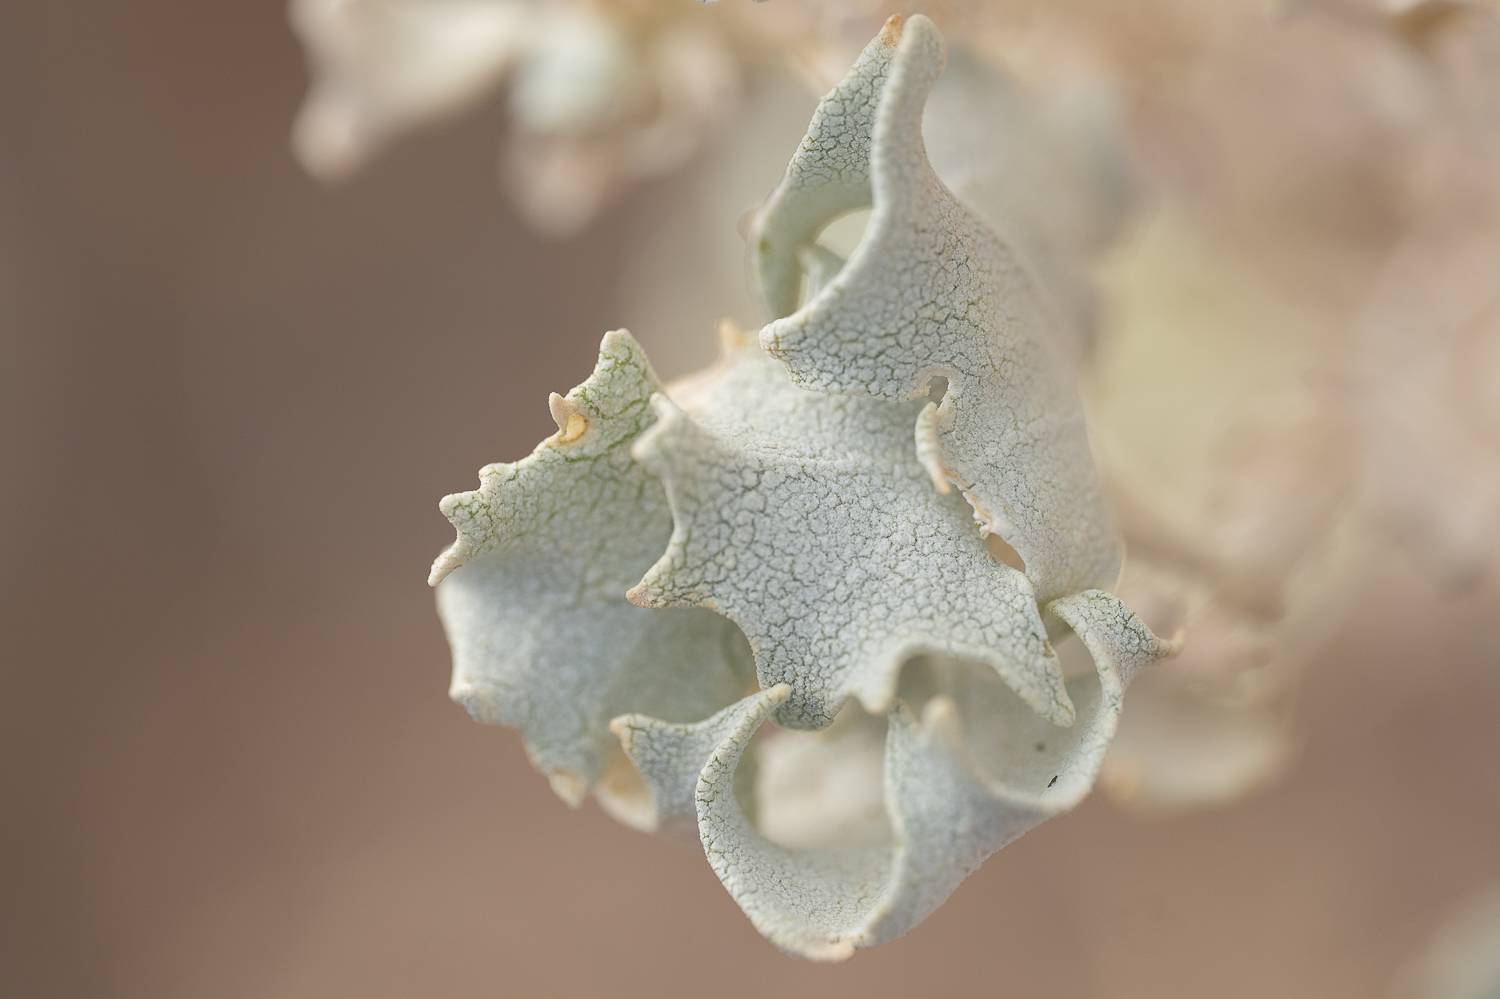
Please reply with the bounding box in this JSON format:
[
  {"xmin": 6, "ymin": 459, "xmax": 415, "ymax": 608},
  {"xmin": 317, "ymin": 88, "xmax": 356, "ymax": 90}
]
[
  {"xmin": 546, "ymin": 770, "xmax": 589, "ymax": 809},
  {"xmin": 429, "ymin": 466, "xmax": 515, "ymax": 586},
  {"xmin": 625, "ymin": 548, "xmax": 697, "ymax": 610},
  {"xmin": 547, "ymin": 392, "xmax": 588, "ymax": 443}
]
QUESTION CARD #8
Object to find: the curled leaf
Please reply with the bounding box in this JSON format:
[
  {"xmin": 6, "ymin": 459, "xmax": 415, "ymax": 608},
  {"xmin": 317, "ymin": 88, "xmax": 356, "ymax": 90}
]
[
  {"xmin": 753, "ymin": 15, "xmax": 1120, "ymax": 604},
  {"xmin": 431, "ymin": 331, "xmax": 750, "ymax": 820},
  {"xmin": 628, "ymin": 344, "xmax": 1070, "ymax": 731},
  {"xmin": 429, "ymin": 14, "xmax": 1175, "ymax": 958},
  {"xmin": 617, "ymin": 591, "xmax": 1175, "ymax": 960}
]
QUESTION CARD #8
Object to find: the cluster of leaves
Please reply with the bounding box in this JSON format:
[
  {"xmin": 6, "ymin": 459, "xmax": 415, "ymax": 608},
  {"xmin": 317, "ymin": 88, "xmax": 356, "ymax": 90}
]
[{"xmin": 430, "ymin": 16, "xmax": 1175, "ymax": 958}]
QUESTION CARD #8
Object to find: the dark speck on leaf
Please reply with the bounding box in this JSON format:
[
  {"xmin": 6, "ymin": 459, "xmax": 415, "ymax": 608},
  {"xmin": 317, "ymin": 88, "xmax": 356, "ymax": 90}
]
[
  {"xmin": 1034, "ymin": 742, "xmax": 1045, "ymax": 752},
  {"xmin": 1047, "ymin": 775, "xmax": 1058, "ymax": 788}
]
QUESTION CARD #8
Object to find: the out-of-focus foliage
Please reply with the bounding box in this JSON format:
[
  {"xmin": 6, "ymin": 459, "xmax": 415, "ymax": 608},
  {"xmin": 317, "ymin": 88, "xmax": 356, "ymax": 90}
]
[
  {"xmin": 291, "ymin": 0, "xmax": 818, "ymax": 234},
  {"xmin": 1395, "ymin": 885, "xmax": 1500, "ymax": 999}
]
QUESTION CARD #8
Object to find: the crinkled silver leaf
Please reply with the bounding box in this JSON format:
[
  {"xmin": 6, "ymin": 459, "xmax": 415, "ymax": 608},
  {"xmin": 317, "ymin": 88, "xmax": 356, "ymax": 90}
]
[
  {"xmin": 752, "ymin": 15, "xmax": 1120, "ymax": 604},
  {"xmin": 618, "ymin": 590, "xmax": 1174, "ymax": 960},
  {"xmin": 431, "ymin": 331, "xmax": 750, "ymax": 819},
  {"xmin": 429, "ymin": 14, "xmax": 1175, "ymax": 959},
  {"xmin": 628, "ymin": 343, "xmax": 1071, "ymax": 731}
]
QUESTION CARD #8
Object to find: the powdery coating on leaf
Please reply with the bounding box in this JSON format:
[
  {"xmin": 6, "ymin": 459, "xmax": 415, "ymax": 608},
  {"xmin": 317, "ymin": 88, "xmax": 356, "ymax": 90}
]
[
  {"xmin": 424, "ymin": 14, "xmax": 1179, "ymax": 957},
  {"xmin": 750, "ymin": 22, "xmax": 891, "ymax": 319},
  {"xmin": 618, "ymin": 590, "xmax": 1176, "ymax": 960},
  {"xmin": 431, "ymin": 331, "xmax": 750, "ymax": 816},
  {"xmin": 866, "ymin": 589, "xmax": 1176, "ymax": 946},
  {"xmin": 753, "ymin": 15, "xmax": 1121, "ymax": 604},
  {"xmin": 627, "ymin": 344, "xmax": 1071, "ymax": 731},
  {"xmin": 611, "ymin": 684, "xmax": 788, "ymax": 833},
  {"xmin": 921, "ymin": 46, "xmax": 1133, "ymax": 360}
]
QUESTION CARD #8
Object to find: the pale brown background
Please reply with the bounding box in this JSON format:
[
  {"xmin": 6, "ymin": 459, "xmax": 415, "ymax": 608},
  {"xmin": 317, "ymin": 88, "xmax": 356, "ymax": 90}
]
[{"xmin": 4, "ymin": 4, "xmax": 1498, "ymax": 998}]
